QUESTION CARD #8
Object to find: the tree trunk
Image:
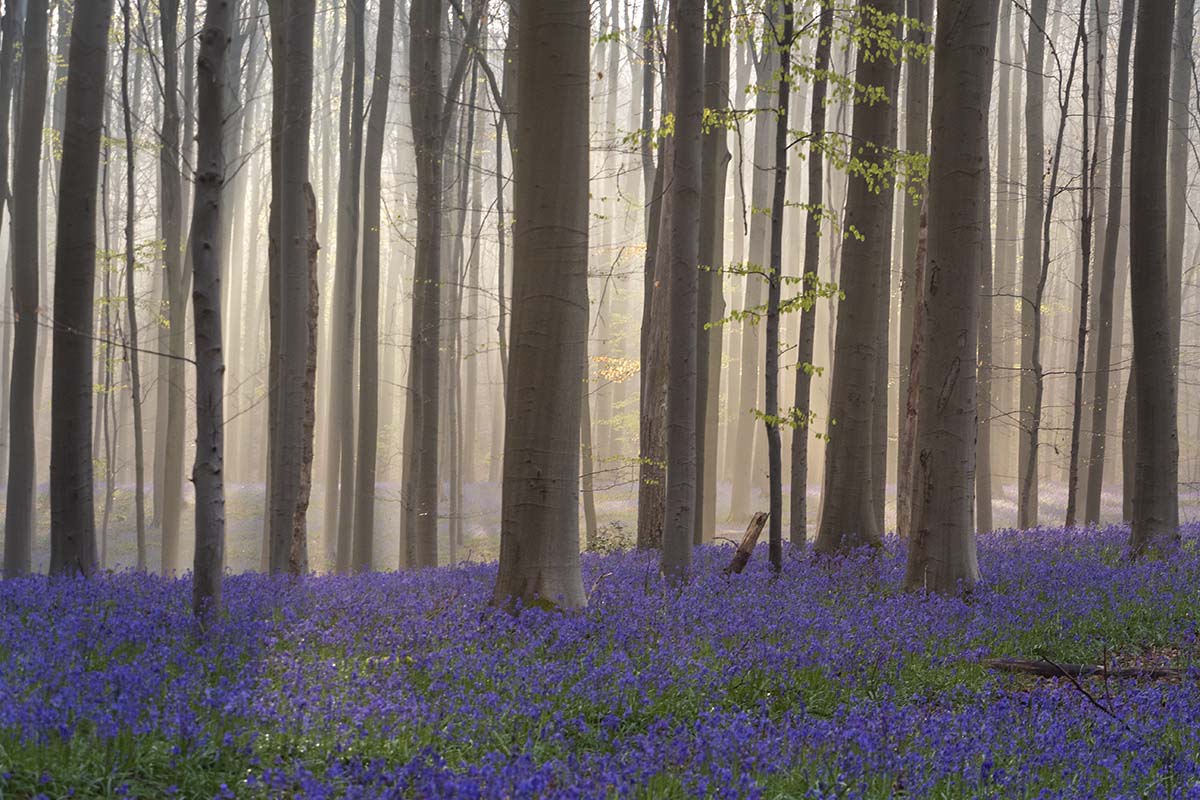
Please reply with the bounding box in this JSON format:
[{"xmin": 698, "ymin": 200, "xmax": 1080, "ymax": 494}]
[
  {"xmin": 814, "ymin": 0, "xmax": 901, "ymax": 554},
  {"xmin": 266, "ymin": 0, "xmax": 316, "ymax": 576},
  {"xmin": 789, "ymin": 1, "xmax": 833, "ymax": 548},
  {"xmin": 324, "ymin": 0, "xmax": 365, "ymax": 572},
  {"xmin": 695, "ymin": 0, "xmax": 730, "ymax": 546},
  {"xmin": 191, "ymin": 0, "xmax": 234, "ymax": 616},
  {"xmin": 977, "ymin": 148, "xmax": 994, "ymax": 534},
  {"xmin": 1085, "ymin": 0, "xmax": 1133, "ymax": 525},
  {"xmin": 4, "ymin": 0, "xmax": 48, "ymax": 577},
  {"xmin": 765, "ymin": 0, "xmax": 793, "ymax": 572},
  {"xmin": 353, "ymin": 0, "xmax": 395, "ymax": 572},
  {"xmin": 1018, "ymin": 0, "xmax": 1047, "ymax": 530},
  {"xmin": 1167, "ymin": 0, "xmax": 1193, "ymax": 377},
  {"xmin": 904, "ymin": 0, "xmax": 997, "ymax": 594},
  {"xmin": 1128, "ymin": 0, "xmax": 1180, "ymax": 556},
  {"xmin": 50, "ymin": 0, "xmax": 115, "ymax": 577},
  {"xmin": 492, "ymin": 0, "xmax": 589, "ymax": 610},
  {"xmin": 662, "ymin": 0, "xmax": 704, "ymax": 579}
]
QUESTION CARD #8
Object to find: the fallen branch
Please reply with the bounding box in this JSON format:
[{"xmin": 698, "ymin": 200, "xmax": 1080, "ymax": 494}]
[
  {"xmin": 982, "ymin": 657, "xmax": 1182, "ymax": 681},
  {"xmin": 724, "ymin": 512, "xmax": 769, "ymax": 575}
]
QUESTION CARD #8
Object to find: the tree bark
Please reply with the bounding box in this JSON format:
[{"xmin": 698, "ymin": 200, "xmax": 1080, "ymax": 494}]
[
  {"xmin": 904, "ymin": 0, "xmax": 997, "ymax": 595},
  {"xmin": 4, "ymin": 0, "xmax": 48, "ymax": 577},
  {"xmin": 814, "ymin": 0, "xmax": 901, "ymax": 554},
  {"xmin": 50, "ymin": 0, "xmax": 115, "ymax": 577},
  {"xmin": 493, "ymin": 0, "xmax": 589, "ymax": 610},
  {"xmin": 191, "ymin": 0, "xmax": 233, "ymax": 615},
  {"xmin": 1128, "ymin": 0, "xmax": 1180, "ymax": 556}
]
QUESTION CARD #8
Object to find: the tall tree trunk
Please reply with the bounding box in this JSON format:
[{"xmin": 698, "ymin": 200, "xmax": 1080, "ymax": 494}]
[
  {"xmin": 325, "ymin": 0, "xmax": 365, "ymax": 572},
  {"xmin": 905, "ymin": 0, "xmax": 997, "ymax": 594},
  {"xmin": 1085, "ymin": 0, "xmax": 1134, "ymax": 524},
  {"xmin": 158, "ymin": 0, "xmax": 187, "ymax": 574},
  {"xmin": 765, "ymin": 0, "xmax": 793, "ymax": 571},
  {"xmin": 814, "ymin": 0, "xmax": 901, "ymax": 554},
  {"xmin": 977, "ymin": 149, "xmax": 994, "ymax": 534},
  {"xmin": 695, "ymin": 0, "xmax": 730, "ymax": 545},
  {"xmin": 1017, "ymin": 0, "xmax": 1047, "ymax": 530},
  {"xmin": 354, "ymin": 0, "xmax": 395, "ymax": 572},
  {"xmin": 5, "ymin": 0, "xmax": 48, "ymax": 577},
  {"xmin": 191, "ymin": 0, "xmax": 233, "ymax": 615},
  {"xmin": 1128, "ymin": 0, "xmax": 1180, "ymax": 555},
  {"xmin": 50, "ymin": 0, "xmax": 115, "ymax": 577},
  {"xmin": 1167, "ymin": 0, "xmax": 1193, "ymax": 376},
  {"xmin": 119, "ymin": 0, "xmax": 147, "ymax": 571},
  {"xmin": 662, "ymin": 0, "xmax": 704, "ymax": 579},
  {"xmin": 1066, "ymin": 3, "xmax": 1097, "ymax": 529},
  {"xmin": 789, "ymin": 1, "xmax": 832, "ymax": 548},
  {"xmin": 492, "ymin": 0, "xmax": 589, "ymax": 610},
  {"xmin": 266, "ymin": 0, "xmax": 316, "ymax": 576}
]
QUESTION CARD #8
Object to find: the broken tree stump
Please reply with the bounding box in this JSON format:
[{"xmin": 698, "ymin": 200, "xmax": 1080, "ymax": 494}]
[{"xmin": 724, "ymin": 512, "xmax": 769, "ymax": 575}]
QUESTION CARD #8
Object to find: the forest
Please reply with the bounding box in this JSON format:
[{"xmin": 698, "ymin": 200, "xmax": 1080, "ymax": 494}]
[{"xmin": 2, "ymin": 0, "xmax": 1199, "ymax": 796}]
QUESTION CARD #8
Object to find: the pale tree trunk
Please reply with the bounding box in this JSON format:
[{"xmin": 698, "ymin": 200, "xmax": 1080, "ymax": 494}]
[
  {"xmin": 1167, "ymin": 0, "xmax": 1193, "ymax": 377},
  {"xmin": 354, "ymin": 0, "xmax": 395, "ymax": 572},
  {"xmin": 897, "ymin": 202, "xmax": 928, "ymax": 541},
  {"xmin": 695, "ymin": 0, "xmax": 729, "ymax": 546},
  {"xmin": 325, "ymin": 0, "xmax": 365, "ymax": 573},
  {"xmin": 1018, "ymin": 0, "xmax": 1047, "ymax": 530},
  {"xmin": 159, "ymin": 0, "xmax": 187, "ymax": 574},
  {"xmin": 764, "ymin": 0, "xmax": 793, "ymax": 571},
  {"xmin": 4, "ymin": 0, "xmax": 48, "ymax": 577},
  {"xmin": 1128, "ymin": 0, "xmax": 1180, "ymax": 556},
  {"xmin": 789, "ymin": 1, "xmax": 832, "ymax": 548},
  {"xmin": 661, "ymin": 0, "xmax": 704, "ymax": 579},
  {"xmin": 977, "ymin": 156, "xmax": 994, "ymax": 534},
  {"xmin": 1085, "ymin": 0, "xmax": 1133, "ymax": 525},
  {"xmin": 493, "ymin": 0, "xmax": 589, "ymax": 610},
  {"xmin": 266, "ymin": 0, "xmax": 316, "ymax": 576},
  {"xmin": 814, "ymin": 0, "xmax": 901, "ymax": 554},
  {"xmin": 1065, "ymin": 3, "xmax": 1097, "ymax": 529},
  {"xmin": 50, "ymin": 0, "xmax": 115, "ymax": 577},
  {"xmin": 119, "ymin": 0, "xmax": 147, "ymax": 571},
  {"xmin": 904, "ymin": 0, "xmax": 997, "ymax": 595},
  {"xmin": 191, "ymin": 0, "xmax": 233, "ymax": 616}
]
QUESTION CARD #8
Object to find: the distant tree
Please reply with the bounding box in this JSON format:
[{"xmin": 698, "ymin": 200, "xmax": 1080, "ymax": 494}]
[
  {"xmin": 904, "ymin": 0, "xmax": 998, "ymax": 594},
  {"xmin": 814, "ymin": 0, "xmax": 901, "ymax": 555},
  {"xmin": 493, "ymin": 0, "xmax": 589, "ymax": 610},
  {"xmin": 4, "ymin": 0, "xmax": 48, "ymax": 577},
  {"xmin": 50, "ymin": 0, "xmax": 116, "ymax": 577},
  {"xmin": 1128, "ymin": 0, "xmax": 1179, "ymax": 555},
  {"xmin": 191, "ymin": 0, "xmax": 234, "ymax": 615}
]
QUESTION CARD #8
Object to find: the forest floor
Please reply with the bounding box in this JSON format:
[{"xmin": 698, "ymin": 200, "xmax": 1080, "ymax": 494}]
[{"xmin": 4, "ymin": 524, "xmax": 1200, "ymax": 797}]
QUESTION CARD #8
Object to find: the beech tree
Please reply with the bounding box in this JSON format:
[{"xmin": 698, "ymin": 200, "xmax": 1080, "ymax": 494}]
[
  {"xmin": 904, "ymin": 0, "xmax": 998, "ymax": 594},
  {"xmin": 493, "ymin": 0, "xmax": 589, "ymax": 610}
]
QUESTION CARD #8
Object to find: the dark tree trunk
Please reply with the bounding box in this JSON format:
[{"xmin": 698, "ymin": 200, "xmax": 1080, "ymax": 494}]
[
  {"xmin": 493, "ymin": 0, "xmax": 589, "ymax": 610},
  {"xmin": 814, "ymin": 0, "xmax": 901, "ymax": 554},
  {"xmin": 191, "ymin": 0, "xmax": 234, "ymax": 616},
  {"xmin": 4, "ymin": 0, "xmax": 48, "ymax": 577},
  {"xmin": 50, "ymin": 0, "xmax": 116, "ymax": 577},
  {"xmin": 904, "ymin": 0, "xmax": 998, "ymax": 594},
  {"xmin": 1128, "ymin": 0, "xmax": 1180, "ymax": 555}
]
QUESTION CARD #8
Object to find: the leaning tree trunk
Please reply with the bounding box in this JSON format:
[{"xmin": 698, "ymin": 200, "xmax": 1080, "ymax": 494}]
[
  {"xmin": 1017, "ymin": 0, "xmax": 1047, "ymax": 530},
  {"xmin": 191, "ymin": 0, "xmax": 234, "ymax": 616},
  {"xmin": 50, "ymin": 0, "xmax": 116, "ymax": 577},
  {"xmin": 789, "ymin": 1, "xmax": 833, "ymax": 547},
  {"xmin": 1084, "ymin": 0, "xmax": 1133, "ymax": 525},
  {"xmin": 353, "ymin": 0, "xmax": 395, "ymax": 573},
  {"xmin": 814, "ymin": 0, "xmax": 901, "ymax": 554},
  {"xmin": 4, "ymin": 0, "xmax": 48, "ymax": 577},
  {"xmin": 662, "ymin": 0, "xmax": 704, "ymax": 580},
  {"xmin": 492, "ymin": 0, "xmax": 589, "ymax": 611},
  {"xmin": 904, "ymin": 0, "xmax": 997, "ymax": 595},
  {"xmin": 1128, "ymin": 0, "xmax": 1180, "ymax": 556}
]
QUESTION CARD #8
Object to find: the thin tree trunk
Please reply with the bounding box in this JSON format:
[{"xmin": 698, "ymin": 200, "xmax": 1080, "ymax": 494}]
[{"xmin": 4, "ymin": 0, "xmax": 48, "ymax": 577}]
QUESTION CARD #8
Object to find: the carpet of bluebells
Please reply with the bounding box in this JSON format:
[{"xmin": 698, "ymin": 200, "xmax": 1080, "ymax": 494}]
[{"xmin": 5, "ymin": 526, "xmax": 1200, "ymax": 798}]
